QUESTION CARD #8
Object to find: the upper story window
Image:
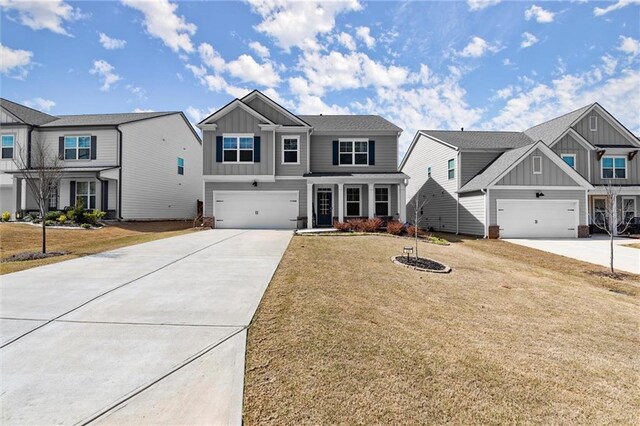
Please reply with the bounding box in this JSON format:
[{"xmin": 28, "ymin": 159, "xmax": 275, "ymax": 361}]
[
  {"xmin": 177, "ymin": 157, "xmax": 184, "ymax": 175},
  {"xmin": 602, "ymin": 156, "xmax": 626, "ymax": 179},
  {"xmin": 65, "ymin": 136, "xmax": 91, "ymax": 160},
  {"xmin": 282, "ymin": 136, "xmax": 299, "ymax": 164},
  {"xmin": 1, "ymin": 135, "xmax": 14, "ymax": 159},
  {"xmin": 532, "ymin": 156, "xmax": 542, "ymax": 174},
  {"xmin": 339, "ymin": 139, "xmax": 368, "ymax": 166},
  {"xmin": 589, "ymin": 116, "xmax": 597, "ymax": 131},
  {"xmin": 561, "ymin": 154, "xmax": 576, "ymax": 169},
  {"xmin": 447, "ymin": 159, "xmax": 455, "ymax": 180},
  {"xmin": 223, "ymin": 134, "xmax": 253, "ymax": 163}
]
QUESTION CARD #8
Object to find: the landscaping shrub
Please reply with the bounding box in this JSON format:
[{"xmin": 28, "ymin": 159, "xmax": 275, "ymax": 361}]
[
  {"xmin": 407, "ymin": 225, "xmax": 425, "ymax": 238},
  {"xmin": 347, "ymin": 219, "xmax": 365, "ymax": 232},
  {"xmin": 1, "ymin": 211, "xmax": 10, "ymax": 222},
  {"xmin": 67, "ymin": 199, "xmax": 85, "ymax": 223},
  {"xmin": 81, "ymin": 223, "xmax": 92, "ymax": 229},
  {"xmin": 333, "ymin": 221, "xmax": 353, "ymax": 232},
  {"xmin": 386, "ymin": 220, "xmax": 404, "ymax": 235},
  {"xmin": 361, "ymin": 217, "xmax": 383, "ymax": 232},
  {"xmin": 45, "ymin": 210, "xmax": 62, "ymax": 221},
  {"xmin": 45, "ymin": 220, "xmax": 56, "ymax": 226},
  {"xmin": 32, "ymin": 218, "xmax": 41, "ymax": 224},
  {"xmin": 58, "ymin": 214, "xmax": 67, "ymax": 224},
  {"xmin": 83, "ymin": 209, "xmax": 106, "ymax": 225}
]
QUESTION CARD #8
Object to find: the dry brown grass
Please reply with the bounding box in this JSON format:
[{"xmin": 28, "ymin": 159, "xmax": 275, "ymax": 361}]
[
  {"xmin": 627, "ymin": 243, "xmax": 640, "ymax": 250},
  {"xmin": 244, "ymin": 234, "xmax": 640, "ymax": 425},
  {"xmin": 0, "ymin": 221, "xmax": 199, "ymax": 274}
]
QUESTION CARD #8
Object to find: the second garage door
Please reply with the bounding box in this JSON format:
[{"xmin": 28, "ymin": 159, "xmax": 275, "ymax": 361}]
[
  {"xmin": 497, "ymin": 199, "xmax": 579, "ymax": 238},
  {"xmin": 213, "ymin": 191, "xmax": 298, "ymax": 229}
]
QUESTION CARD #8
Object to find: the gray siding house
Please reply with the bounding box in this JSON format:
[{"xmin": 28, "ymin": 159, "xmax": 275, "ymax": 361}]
[
  {"xmin": 400, "ymin": 103, "xmax": 639, "ymax": 238},
  {"xmin": 198, "ymin": 90, "xmax": 406, "ymax": 229},
  {"xmin": 0, "ymin": 98, "xmax": 202, "ymax": 220}
]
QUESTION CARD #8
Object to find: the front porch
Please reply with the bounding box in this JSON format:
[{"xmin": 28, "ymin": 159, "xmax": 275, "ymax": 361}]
[
  {"xmin": 304, "ymin": 173, "xmax": 407, "ymax": 228},
  {"xmin": 588, "ymin": 187, "xmax": 639, "ymax": 235}
]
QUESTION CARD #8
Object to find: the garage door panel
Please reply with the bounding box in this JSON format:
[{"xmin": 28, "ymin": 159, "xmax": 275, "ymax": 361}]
[
  {"xmin": 497, "ymin": 200, "xmax": 578, "ymax": 238},
  {"xmin": 214, "ymin": 191, "xmax": 298, "ymax": 229}
]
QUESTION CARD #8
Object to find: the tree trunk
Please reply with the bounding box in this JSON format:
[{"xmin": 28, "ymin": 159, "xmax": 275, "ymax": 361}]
[
  {"xmin": 610, "ymin": 232, "xmax": 614, "ymax": 274},
  {"xmin": 42, "ymin": 217, "xmax": 47, "ymax": 254}
]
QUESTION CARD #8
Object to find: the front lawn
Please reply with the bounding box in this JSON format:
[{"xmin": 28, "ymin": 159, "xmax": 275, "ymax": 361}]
[
  {"xmin": 0, "ymin": 221, "xmax": 200, "ymax": 274},
  {"xmin": 244, "ymin": 234, "xmax": 640, "ymax": 425}
]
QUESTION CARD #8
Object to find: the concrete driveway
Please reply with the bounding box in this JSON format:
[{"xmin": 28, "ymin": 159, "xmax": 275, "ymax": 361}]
[
  {"xmin": 0, "ymin": 229, "xmax": 292, "ymax": 425},
  {"xmin": 504, "ymin": 235, "xmax": 640, "ymax": 274}
]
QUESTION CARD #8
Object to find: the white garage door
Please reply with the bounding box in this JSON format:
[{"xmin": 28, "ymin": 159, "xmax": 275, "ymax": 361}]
[
  {"xmin": 497, "ymin": 199, "xmax": 579, "ymax": 238},
  {"xmin": 213, "ymin": 191, "xmax": 298, "ymax": 229}
]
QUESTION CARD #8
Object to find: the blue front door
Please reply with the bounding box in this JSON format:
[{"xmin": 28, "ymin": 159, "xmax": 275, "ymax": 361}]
[{"xmin": 316, "ymin": 189, "xmax": 332, "ymax": 227}]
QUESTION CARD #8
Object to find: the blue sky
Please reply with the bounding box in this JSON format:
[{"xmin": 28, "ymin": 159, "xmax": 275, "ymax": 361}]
[{"xmin": 2, "ymin": 0, "xmax": 639, "ymax": 155}]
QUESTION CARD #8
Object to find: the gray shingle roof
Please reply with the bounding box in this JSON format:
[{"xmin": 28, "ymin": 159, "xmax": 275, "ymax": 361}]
[
  {"xmin": 1, "ymin": 98, "xmax": 59, "ymax": 125},
  {"xmin": 421, "ymin": 130, "xmax": 534, "ymax": 149},
  {"xmin": 458, "ymin": 144, "xmax": 535, "ymax": 193},
  {"xmin": 39, "ymin": 112, "xmax": 177, "ymax": 127},
  {"xmin": 298, "ymin": 115, "xmax": 402, "ymax": 132},
  {"xmin": 524, "ymin": 104, "xmax": 592, "ymax": 144}
]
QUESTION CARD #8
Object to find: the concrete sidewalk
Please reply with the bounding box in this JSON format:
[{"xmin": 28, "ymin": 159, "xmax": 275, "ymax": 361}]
[{"xmin": 1, "ymin": 229, "xmax": 292, "ymax": 425}]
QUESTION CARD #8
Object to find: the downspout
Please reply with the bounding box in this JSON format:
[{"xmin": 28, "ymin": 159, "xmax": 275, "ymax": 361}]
[
  {"xmin": 27, "ymin": 126, "xmax": 33, "ymax": 169},
  {"xmin": 116, "ymin": 125, "xmax": 123, "ymax": 220},
  {"xmin": 456, "ymin": 151, "xmax": 461, "ymax": 235}
]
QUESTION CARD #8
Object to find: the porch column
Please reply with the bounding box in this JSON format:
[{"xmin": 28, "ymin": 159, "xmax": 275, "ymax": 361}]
[
  {"xmin": 399, "ymin": 182, "xmax": 407, "ymax": 223},
  {"xmin": 612, "ymin": 195, "xmax": 618, "ymax": 236},
  {"xmin": 337, "ymin": 183, "xmax": 344, "ymax": 222},
  {"xmin": 368, "ymin": 183, "xmax": 375, "ymax": 219},
  {"xmin": 20, "ymin": 178, "xmax": 27, "ymax": 210},
  {"xmin": 307, "ymin": 183, "xmax": 313, "ymax": 228},
  {"xmin": 11, "ymin": 176, "xmax": 20, "ymax": 219}
]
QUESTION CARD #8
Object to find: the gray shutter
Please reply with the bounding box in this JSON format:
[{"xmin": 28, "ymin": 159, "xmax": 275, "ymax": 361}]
[
  {"xmin": 216, "ymin": 136, "xmax": 223, "ymax": 162},
  {"xmin": 368, "ymin": 140, "xmax": 375, "ymax": 165},
  {"xmin": 254, "ymin": 136, "xmax": 261, "ymax": 162},
  {"xmin": 59, "ymin": 137, "xmax": 64, "ymax": 160},
  {"xmin": 90, "ymin": 136, "xmax": 97, "ymax": 160},
  {"xmin": 332, "ymin": 140, "xmax": 339, "ymax": 165},
  {"xmin": 69, "ymin": 181, "xmax": 76, "ymax": 208},
  {"xmin": 102, "ymin": 181, "xmax": 109, "ymax": 211}
]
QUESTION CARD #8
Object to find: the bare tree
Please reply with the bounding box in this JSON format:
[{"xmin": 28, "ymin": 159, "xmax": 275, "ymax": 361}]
[
  {"xmin": 590, "ymin": 180, "xmax": 633, "ymax": 274},
  {"xmin": 408, "ymin": 192, "xmax": 431, "ymax": 262},
  {"xmin": 14, "ymin": 134, "xmax": 64, "ymax": 253}
]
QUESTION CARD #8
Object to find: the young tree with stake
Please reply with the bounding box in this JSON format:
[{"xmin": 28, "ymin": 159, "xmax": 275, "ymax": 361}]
[{"xmin": 409, "ymin": 192, "xmax": 431, "ymax": 263}]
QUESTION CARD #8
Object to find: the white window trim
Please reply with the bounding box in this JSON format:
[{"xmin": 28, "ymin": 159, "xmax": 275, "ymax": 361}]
[
  {"xmin": 532, "ymin": 156, "xmax": 542, "ymax": 174},
  {"xmin": 76, "ymin": 180, "xmax": 96, "ymax": 209},
  {"xmin": 561, "ymin": 153, "xmax": 576, "ymax": 169},
  {"xmin": 447, "ymin": 158, "xmax": 455, "ymax": 180},
  {"xmin": 281, "ymin": 135, "xmax": 300, "ymax": 165},
  {"xmin": 621, "ymin": 196, "xmax": 636, "ymax": 221},
  {"xmin": 344, "ymin": 185, "xmax": 361, "ymax": 217},
  {"xmin": 601, "ymin": 155, "xmax": 627, "ymax": 180},
  {"xmin": 338, "ymin": 138, "xmax": 369, "ymax": 167},
  {"xmin": 374, "ymin": 185, "xmax": 391, "ymax": 217},
  {"xmin": 1, "ymin": 134, "xmax": 15, "ymax": 160},
  {"xmin": 64, "ymin": 135, "xmax": 92, "ymax": 161},
  {"xmin": 589, "ymin": 116, "xmax": 598, "ymax": 131},
  {"xmin": 222, "ymin": 133, "xmax": 255, "ymax": 164}
]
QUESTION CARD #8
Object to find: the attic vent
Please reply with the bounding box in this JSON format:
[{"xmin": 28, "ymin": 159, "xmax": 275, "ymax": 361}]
[{"xmin": 461, "ymin": 127, "xmax": 464, "ymax": 131}]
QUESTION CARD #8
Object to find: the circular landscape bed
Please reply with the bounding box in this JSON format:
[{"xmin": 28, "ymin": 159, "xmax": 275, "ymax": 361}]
[
  {"xmin": 2, "ymin": 251, "xmax": 67, "ymax": 263},
  {"xmin": 392, "ymin": 255, "xmax": 451, "ymax": 273}
]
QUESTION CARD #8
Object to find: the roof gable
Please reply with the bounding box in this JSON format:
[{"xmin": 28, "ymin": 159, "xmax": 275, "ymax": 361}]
[
  {"xmin": 241, "ymin": 90, "xmax": 309, "ymax": 127},
  {"xmin": 524, "ymin": 104, "xmax": 593, "ymax": 145},
  {"xmin": 0, "ymin": 98, "xmax": 59, "ymax": 125},
  {"xmin": 572, "ymin": 103, "xmax": 640, "ymax": 147},
  {"xmin": 198, "ymin": 99, "xmax": 275, "ymax": 127}
]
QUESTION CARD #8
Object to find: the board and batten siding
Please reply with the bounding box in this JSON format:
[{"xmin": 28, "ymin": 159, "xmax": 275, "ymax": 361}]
[
  {"xmin": 245, "ymin": 97, "xmax": 299, "ymax": 126},
  {"xmin": 203, "ymin": 107, "xmax": 273, "ymax": 176},
  {"xmin": 496, "ymin": 149, "xmax": 579, "ymax": 187},
  {"xmin": 551, "ymin": 133, "xmax": 590, "ymax": 179},
  {"xmin": 458, "ymin": 191, "xmax": 485, "ymax": 236},
  {"xmin": 460, "ymin": 151, "xmax": 501, "ymax": 186},
  {"xmin": 590, "ymin": 153, "xmax": 640, "ymax": 185},
  {"xmin": 309, "ymin": 133, "xmax": 398, "ymax": 173},
  {"xmin": 1, "ymin": 108, "xmax": 21, "ymax": 123},
  {"xmin": 574, "ymin": 109, "xmax": 636, "ymax": 146},
  {"xmin": 401, "ymin": 134, "xmax": 458, "ymax": 231},
  {"xmin": 274, "ymin": 131, "xmax": 307, "ymax": 176},
  {"xmin": 120, "ymin": 114, "xmax": 202, "ymax": 219},
  {"xmin": 37, "ymin": 128, "xmax": 119, "ymax": 167},
  {"xmin": 489, "ymin": 189, "xmax": 587, "ymax": 226}
]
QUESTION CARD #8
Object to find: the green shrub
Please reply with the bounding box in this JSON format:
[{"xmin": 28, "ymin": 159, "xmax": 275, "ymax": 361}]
[
  {"xmin": 1, "ymin": 211, "xmax": 10, "ymax": 222},
  {"xmin": 32, "ymin": 218, "xmax": 41, "ymax": 224},
  {"xmin": 58, "ymin": 214, "xmax": 67, "ymax": 224},
  {"xmin": 45, "ymin": 220, "xmax": 56, "ymax": 226},
  {"xmin": 83, "ymin": 209, "xmax": 106, "ymax": 225},
  {"xmin": 45, "ymin": 210, "xmax": 62, "ymax": 221},
  {"xmin": 67, "ymin": 199, "xmax": 85, "ymax": 223},
  {"xmin": 81, "ymin": 223, "xmax": 92, "ymax": 229}
]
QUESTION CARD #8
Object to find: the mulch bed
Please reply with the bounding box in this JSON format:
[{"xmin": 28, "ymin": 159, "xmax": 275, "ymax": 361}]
[
  {"xmin": 2, "ymin": 251, "xmax": 67, "ymax": 263},
  {"xmin": 392, "ymin": 255, "xmax": 451, "ymax": 273}
]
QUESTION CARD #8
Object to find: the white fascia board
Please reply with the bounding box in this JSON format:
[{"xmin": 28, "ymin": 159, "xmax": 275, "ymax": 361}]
[
  {"xmin": 200, "ymin": 100, "xmax": 275, "ymax": 126},
  {"xmin": 259, "ymin": 124, "xmax": 279, "ymax": 131},
  {"xmin": 241, "ymin": 91, "xmax": 310, "ymax": 127},
  {"xmin": 198, "ymin": 124, "xmax": 218, "ymax": 130},
  {"xmin": 203, "ymin": 175, "xmax": 276, "ymax": 183}
]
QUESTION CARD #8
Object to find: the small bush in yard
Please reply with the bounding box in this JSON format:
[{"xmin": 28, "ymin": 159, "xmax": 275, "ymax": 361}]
[
  {"xmin": 45, "ymin": 210, "xmax": 62, "ymax": 221},
  {"xmin": 333, "ymin": 221, "xmax": 353, "ymax": 232},
  {"xmin": 386, "ymin": 220, "xmax": 404, "ymax": 235},
  {"xmin": 361, "ymin": 218, "xmax": 383, "ymax": 232},
  {"xmin": 407, "ymin": 225, "xmax": 425, "ymax": 238},
  {"xmin": 347, "ymin": 219, "xmax": 365, "ymax": 232},
  {"xmin": 1, "ymin": 211, "xmax": 10, "ymax": 222},
  {"xmin": 67, "ymin": 199, "xmax": 85, "ymax": 223},
  {"xmin": 45, "ymin": 220, "xmax": 56, "ymax": 226},
  {"xmin": 58, "ymin": 214, "xmax": 67, "ymax": 224},
  {"xmin": 83, "ymin": 209, "xmax": 106, "ymax": 225},
  {"xmin": 81, "ymin": 223, "xmax": 92, "ymax": 229}
]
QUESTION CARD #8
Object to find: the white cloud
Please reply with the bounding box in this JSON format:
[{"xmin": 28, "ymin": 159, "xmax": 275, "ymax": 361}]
[
  {"xmin": 249, "ymin": 41, "xmax": 270, "ymax": 59},
  {"xmin": 337, "ymin": 32, "xmax": 356, "ymax": 51},
  {"xmin": 126, "ymin": 84, "xmax": 146, "ymax": 100},
  {"xmin": 90, "ymin": 59, "xmax": 121, "ymax": 91},
  {"xmin": 198, "ymin": 43, "xmax": 226, "ymax": 72},
  {"xmin": 355, "ymin": 26, "xmax": 375, "ymax": 49},
  {"xmin": 458, "ymin": 36, "xmax": 502, "ymax": 57},
  {"xmin": 247, "ymin": 0, "xmax": 362, "ymax": 51},
  {"xmin": 617, "ymin": 35, "xmax": 640, "ymax": 57},
  {"xmin": 525, "ymin": 5, "xmax": 555, "ymax": 23},
  {"xmin": 467, "ymin": 0, "xmax": 501, "ymax": 11},
  {"xmin": 226, "ymin": 54, "xmax": 281, "ymax": 87},
  {"xmin": 594, "ymin": 0, "xmax": 640, "ymax": 16},
  {"xmin": 520, "ymin": 32, "xmax": 539, "ymax": 49},
  {"xmin": 186, "ymin": 106, "xmax": 216, "ymax": 124},
  {"xmin": 0, "ymin": 0, "xmax": 84, "ymax": 36},
  {"xmin": 23, "ymin": 97, "xmax": 56, "ymax": 112},
  {"xmin": 121, "ymin": 0, "xmax": 196, "ymax": 53},
  {"xmin": 601, "ymin": 55, "xmax": 618, "ymax": 75},
  {"xmin": 99, "ymin": 32, "xmax": 126, "ymax": 50},
  {"xmin": 0, "ymin": 43, "xmax": 33, "ymax": 79},
  {"xmin": 133, "ymin": 108, "xmax": 154, "ymax": 113}
]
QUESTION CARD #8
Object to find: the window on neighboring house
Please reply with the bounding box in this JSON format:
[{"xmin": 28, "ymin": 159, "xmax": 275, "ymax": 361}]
[
  {"xmin": 561, "ymin": 154, "xmax": 576, "ymax": 169},
  {"xmin": 339, "ymin": 140, "xmax": 368, "ymax": 165},
  {"xmin": 375, "ymin": 187, "xmax": 390, "ymax": 216},
  {"xmin": 1, "ymin": 134, "xmax": 14, "ymax": 159},
  {"xmin": 427, "ymin": 166, "xmax": 431, "ymax": 178},
  {"xmin": 602, "ymin": 156, "xmax": 626, "ymax": 179},
  {"xmin": 76, "ymin": 181, "xmax": 96, "ymax": 209},
  {"xmin": 345, "ymin": 187, "xmax": 361, "ymax": 216},
  {"xmin": 177, "ymin": 157, "xmax": 184, "ymax": 175},
  {"xmin": 64, "ymin": 136, "xmax": 91, "ymax": 160},
  {"xmin": 622, "ymin": 197, "xmax": 636, "ymax": 223},
  {"xmin": 533, "ymin": 156, "xmax": 542, "ymax": 174},
  {"xmin": 223, "ymin": 135, "xmax": 254, "ymax": 163},
  {"xmin": 282, "ymin": 136, "xmax": 299, "ymax": 164},
  {"xmin": 589, "ymin": 116, "xmax": 597, "ymax": 131},
  {"xmin": 447, "ymin": 159, "xmax": 455, "ymax": 180}
]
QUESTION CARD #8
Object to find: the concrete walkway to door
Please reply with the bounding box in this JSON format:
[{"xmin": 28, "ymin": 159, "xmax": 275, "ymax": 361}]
[{"xmin": 0, "ymin": 229, "xmax": 292, "ymax": 425}]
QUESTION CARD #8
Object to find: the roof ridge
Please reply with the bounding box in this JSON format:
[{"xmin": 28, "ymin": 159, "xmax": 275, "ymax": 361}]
[
  {"xmin": 525, "ymin": 103, "xmax": 593, "ymax": 131},
  {"xmin": 0, "ymin": 97, "xmax": 59, "ymax": 119},
  {"xmin": 57, "ymin": 111, "xmax": 178, "ymax": 117}
]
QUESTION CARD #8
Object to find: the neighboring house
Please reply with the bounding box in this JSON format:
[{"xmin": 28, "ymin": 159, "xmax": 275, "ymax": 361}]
[
  {"xmin": 197, "ymin": 90, "xmax": 406, "ymax": 229},
  {"xmin": 400, "ymin": 103, "xmax": 640, "ymax": 238},
  {"xmin": 0, "ymin": 98, "xmax": 202, "ymax": 220}
]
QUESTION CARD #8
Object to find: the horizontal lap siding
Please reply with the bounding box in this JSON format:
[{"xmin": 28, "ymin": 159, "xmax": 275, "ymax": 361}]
[
  {"xmin": 0, "ymin": 126, "xmax": 28, "ymax": 172},
  {"xmin": 489, "ymin": 189, "xmax": 587, "ymax": 226},
  {"xmin": 459, "ymin": 191, "xmax": 485, "ymax": 236},
  {"xmin": 496, "ymin": 148, "xmax": 578, "ymax": 186},
  {"xmin": 310, "ymin": 134, "xmax": 398, "ymax": 173},
  {"xmin": 590, "ymin": 153, "xmax": 640, "ymax": 186},
  {"xmin": 552, "ymin": 134, "xmax": 590, "ymax": 179},
  {"xmin": 40, "ymin": 128, "xmax": 119, "ymax": 167}
]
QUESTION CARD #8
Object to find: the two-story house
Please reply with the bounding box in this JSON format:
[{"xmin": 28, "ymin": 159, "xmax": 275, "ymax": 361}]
[
  {"xmin": 400, "ymin": 103, "xmax": 639, "ymax": 238},
  {"xmin": 0, "ymin": 98, "xmax": 202, "ymax": 220},
  {"xmin": 197, "ymin": 90, "xmax": 406, "ymax": 229}
]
